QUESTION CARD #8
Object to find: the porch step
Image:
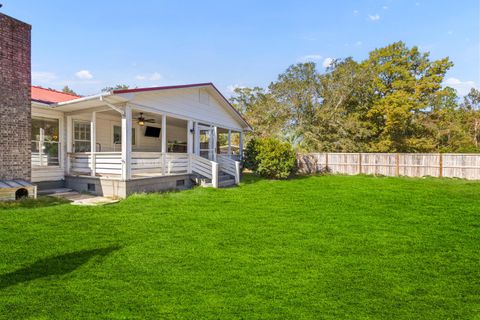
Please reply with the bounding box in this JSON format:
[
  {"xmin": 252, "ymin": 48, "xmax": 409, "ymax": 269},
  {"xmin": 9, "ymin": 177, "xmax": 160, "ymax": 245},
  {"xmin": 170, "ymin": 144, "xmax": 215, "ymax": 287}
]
[
  {"xmin": 191, "ymin": 171, "xmax": 237, "ymax": 188},
  {"xmin": 218, "ymin": 178, "xmax": 236, "ymax": 188},
  {"xmin": 37, "ymin": 188, "xmax": 74, "ymax": 196}
]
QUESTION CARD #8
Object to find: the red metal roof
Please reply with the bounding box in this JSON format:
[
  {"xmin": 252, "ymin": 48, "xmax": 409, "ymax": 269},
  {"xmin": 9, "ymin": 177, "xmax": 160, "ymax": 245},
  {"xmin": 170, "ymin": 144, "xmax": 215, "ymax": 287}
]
[{"xmin": 31, "ymin": 86, "xmax": 80, "ymax": 103}]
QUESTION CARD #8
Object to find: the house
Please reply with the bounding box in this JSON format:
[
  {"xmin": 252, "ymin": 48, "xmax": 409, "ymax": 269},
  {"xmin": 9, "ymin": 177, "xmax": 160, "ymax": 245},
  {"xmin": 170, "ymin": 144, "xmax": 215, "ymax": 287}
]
[
  {"xmin": 31, "ymin": 84, "xmax": 250, "ymax": 197},
  {"xmin": 0, "ymin": 12, "xmax": 250, "ymax": 199}
]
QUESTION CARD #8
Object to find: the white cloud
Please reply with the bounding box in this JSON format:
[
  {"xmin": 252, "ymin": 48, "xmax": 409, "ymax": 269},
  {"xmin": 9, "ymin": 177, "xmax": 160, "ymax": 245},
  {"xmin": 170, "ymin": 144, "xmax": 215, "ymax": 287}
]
[
  {"xmin": 227, "ymin": 84, "xmax": 245, "ymax": 94},
  {"xmin": 32, "ymin": 71, "xmax": 57, "ymax": 84},
  {"xmin": 444, "ymin": 77, "xmax": 478, "ymax": 96},
  {"xmin": 75, "ymin": 70, "xmax": 93, "ymax": 80},
  {"xmin": 299, "ymin": 54, "xmax": 323, "ymax": 62},
  {"xmin": 382, "ymin": 6, "xmax": 388, "ymax": 10},
  {"xmin": 322, "ymin": 57, "xmax": 334, "ymax": 68},
  {"xmin": 355, "ymin": 41, "xmax": 363, "ymax": 46},
  {"xmin": 368, "ymin": 14, "xmax": 380, "ymax": 21},
  {"xmin": 135, "ymin": 72, "xmax": 163, "ymax": 82},
  {"xmin": 353, "ymin": 10, "xmax": 359, "ymax": 15},
  {"xmin": 149, "ymin": 72, "xmax": 162, "ymax": 81}
]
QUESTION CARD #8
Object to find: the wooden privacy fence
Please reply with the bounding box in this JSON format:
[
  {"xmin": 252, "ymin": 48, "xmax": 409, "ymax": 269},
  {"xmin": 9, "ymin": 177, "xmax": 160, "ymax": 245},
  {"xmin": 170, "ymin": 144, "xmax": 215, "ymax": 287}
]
[{"xmin": 297, "ymin": 153, "xmax": 480, "ymax": 180}]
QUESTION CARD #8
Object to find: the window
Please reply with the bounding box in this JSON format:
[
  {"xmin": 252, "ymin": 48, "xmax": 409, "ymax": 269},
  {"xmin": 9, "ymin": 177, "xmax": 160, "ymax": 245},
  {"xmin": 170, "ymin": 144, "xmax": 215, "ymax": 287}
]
[
  {"xmin": 113, "ymin": 125, "xmax": 136, "ymax": 146},
  {"xmin": 73, "ymin": 121, "xmax": 91, "ymax": 152},
  {"xmin": 31, "ymin": 117, "xmax": 60, "ymax": 167}
]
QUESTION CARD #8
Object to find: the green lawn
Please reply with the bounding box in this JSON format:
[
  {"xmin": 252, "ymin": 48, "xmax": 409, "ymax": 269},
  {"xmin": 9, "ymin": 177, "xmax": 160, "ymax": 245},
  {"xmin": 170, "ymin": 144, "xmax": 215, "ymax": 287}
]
[{"xmin": 0, "ymin": 174, "xmax": 479, "ymax": 319}]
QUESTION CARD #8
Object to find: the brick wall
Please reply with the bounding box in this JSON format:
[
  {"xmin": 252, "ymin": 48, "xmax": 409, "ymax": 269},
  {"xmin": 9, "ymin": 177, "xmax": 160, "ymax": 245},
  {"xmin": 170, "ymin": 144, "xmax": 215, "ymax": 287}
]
[{"xmin": 0, "ymin": 13, "xmax": 31, "ymax": 181}]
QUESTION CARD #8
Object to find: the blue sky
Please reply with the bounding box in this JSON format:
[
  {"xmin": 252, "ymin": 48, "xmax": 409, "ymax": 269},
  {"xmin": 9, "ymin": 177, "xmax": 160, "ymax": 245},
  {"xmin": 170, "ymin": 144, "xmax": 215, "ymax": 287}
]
[{"xmin": 3, "ymin": 0, "xmax": 479, "ymax": 97}]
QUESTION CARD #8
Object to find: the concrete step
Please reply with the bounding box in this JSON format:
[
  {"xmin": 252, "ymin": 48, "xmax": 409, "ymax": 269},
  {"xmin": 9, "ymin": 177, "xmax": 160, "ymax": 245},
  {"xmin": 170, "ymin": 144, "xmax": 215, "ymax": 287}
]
[
  {"xmin": 218, "ymin": 179, "xmax": 236, "ymax": 188},
  {"xmin": 38, "ymin": 188, "xmax": 74, "ymax": 196}
]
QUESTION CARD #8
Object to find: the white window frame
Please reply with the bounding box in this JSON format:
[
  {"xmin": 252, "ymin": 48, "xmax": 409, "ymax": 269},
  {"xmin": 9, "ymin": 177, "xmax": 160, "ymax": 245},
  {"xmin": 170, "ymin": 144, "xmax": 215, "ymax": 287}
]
[
  {"xmin": 73, "ymin": 120, "xmax": 91, "ymax": 153},
  {"xmin": 113, "ymin": 124, "xmax": 136, "ymax": 146}
]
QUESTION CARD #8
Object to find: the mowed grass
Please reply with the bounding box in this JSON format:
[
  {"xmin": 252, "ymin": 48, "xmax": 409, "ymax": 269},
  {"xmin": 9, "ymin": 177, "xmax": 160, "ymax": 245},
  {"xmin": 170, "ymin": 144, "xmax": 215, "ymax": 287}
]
[{"xmin": 0, "ymin": 174, "xmax": 479, "ymax": 319}]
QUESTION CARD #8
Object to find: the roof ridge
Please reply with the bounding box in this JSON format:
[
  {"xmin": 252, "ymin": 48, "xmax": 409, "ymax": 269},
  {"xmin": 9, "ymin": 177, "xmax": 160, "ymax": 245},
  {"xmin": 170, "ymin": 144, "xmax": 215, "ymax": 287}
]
[{"xmin": 31, "ymin": 85, "xmax": 81, "ymax": 98}]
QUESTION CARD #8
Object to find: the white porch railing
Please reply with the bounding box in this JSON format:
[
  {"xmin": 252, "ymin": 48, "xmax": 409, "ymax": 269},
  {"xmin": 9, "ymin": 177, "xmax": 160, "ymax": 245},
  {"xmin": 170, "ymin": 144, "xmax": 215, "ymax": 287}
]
[
  {"xmin": 217, "ymin": 154, "xmax": 241, "ymax": 185},
  {"xmin": 190, "ymin": 154, "xmax": 218, "ymax": 188},
  {"xmin": 69, "ymin": 152, "xmax": 190, "ymax": 178},
  {"xmin": 132, "ymin": 152, "xmax": 189, "ymax": 176},
  {"xmin": 68, "ymin": 152, "xmax": 240, "ymax": 187}
]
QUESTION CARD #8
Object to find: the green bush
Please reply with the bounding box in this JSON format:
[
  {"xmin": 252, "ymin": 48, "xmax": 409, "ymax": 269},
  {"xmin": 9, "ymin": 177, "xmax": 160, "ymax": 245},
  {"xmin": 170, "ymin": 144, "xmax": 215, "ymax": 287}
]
[{"xmin": 243, "ymin": 138, "xmax": 297, "ymax": 179}]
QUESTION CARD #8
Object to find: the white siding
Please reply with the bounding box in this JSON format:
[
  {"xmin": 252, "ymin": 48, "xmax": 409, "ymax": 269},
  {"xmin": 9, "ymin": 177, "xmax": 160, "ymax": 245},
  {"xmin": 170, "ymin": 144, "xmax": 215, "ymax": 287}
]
[{"xmin": 128, "ymin": 87, "xmax": 244, "ymax": 131}]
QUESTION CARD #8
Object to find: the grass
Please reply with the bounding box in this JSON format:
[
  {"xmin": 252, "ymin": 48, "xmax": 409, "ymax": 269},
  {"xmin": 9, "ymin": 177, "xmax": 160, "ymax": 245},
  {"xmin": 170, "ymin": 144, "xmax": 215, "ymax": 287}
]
[
  {"xmin": 0, "ymin": 174, "xmax": 479, "ymax": 319},
  {"xmin": 0, "ymin": 196, "xmax": 70, "ymax": 209}
]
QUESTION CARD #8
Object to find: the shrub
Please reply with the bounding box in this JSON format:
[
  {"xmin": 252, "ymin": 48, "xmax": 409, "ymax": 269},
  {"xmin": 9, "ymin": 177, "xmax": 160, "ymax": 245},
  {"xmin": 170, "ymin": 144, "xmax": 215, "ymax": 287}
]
[{"xmin": 243, "ymin": 138, "xmax": 297, "ymax": 179}]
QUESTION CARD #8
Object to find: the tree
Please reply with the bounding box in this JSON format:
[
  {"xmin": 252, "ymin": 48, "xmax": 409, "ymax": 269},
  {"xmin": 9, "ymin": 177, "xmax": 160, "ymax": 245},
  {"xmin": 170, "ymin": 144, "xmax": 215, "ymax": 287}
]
[
  {"xmin": 460, "ymin": 88, "xmax": 480, "ymax": 149},
  {"xmin": 102, "ymin": 84, "xmax": 130, "ymax": 92},
  {"xmin": 364, "ymin": 41, "xmax": 454, "ymax": 152},
  {"xmin": 230, "ymin": 87, "xmax": 288, "ymax": 141},
  {"xmin": 230, "ymin": 41, "xmax": 475, "ymax": 153},
  {"xmin": 62, "ymin": 86, "xmax": 77, "ymax": 96}
]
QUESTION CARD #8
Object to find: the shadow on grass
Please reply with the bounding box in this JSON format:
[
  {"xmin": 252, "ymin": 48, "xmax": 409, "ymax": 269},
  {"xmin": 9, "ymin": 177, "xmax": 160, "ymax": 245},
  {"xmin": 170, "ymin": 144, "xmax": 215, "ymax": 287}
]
[
  {"xmin": 0, "ymin": 196, "xmax": 71, "ymax": 210},
  {"xmin": 0, "ymin": 246, "xmax": 121, "ymax": 289}
]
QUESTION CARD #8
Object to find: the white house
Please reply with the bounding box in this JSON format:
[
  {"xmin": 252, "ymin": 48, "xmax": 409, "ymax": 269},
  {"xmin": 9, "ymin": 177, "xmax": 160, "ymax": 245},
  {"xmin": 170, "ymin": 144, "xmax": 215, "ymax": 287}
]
[{"xmin": 31, "ymin": 83, "xmax": 251, "ymax": 197}]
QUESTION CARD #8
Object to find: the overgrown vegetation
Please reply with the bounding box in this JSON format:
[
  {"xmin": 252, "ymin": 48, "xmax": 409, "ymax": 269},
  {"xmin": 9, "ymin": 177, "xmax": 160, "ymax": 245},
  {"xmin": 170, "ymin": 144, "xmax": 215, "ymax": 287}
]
[
  {"xmin": 0, "ymin": 175, "xmax": 478, "ymax": 319},
  {"xmin": 0, "ymin": 196, "xmax": 70, "ymax": 210},
  {"xmin": 231, "ymin": 41, "xmax": 480, "ymax": 153},
  {"xmin": 243, "ymin": 137, "xmax": 297, "ymax": 179}
]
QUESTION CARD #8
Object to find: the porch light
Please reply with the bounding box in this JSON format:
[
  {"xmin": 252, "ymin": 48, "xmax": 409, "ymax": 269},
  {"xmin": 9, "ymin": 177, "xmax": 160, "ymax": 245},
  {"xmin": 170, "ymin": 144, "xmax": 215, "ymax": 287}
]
[{"xmin": 138, "ymin": 119, "xmax": 145, "ymax": 126}]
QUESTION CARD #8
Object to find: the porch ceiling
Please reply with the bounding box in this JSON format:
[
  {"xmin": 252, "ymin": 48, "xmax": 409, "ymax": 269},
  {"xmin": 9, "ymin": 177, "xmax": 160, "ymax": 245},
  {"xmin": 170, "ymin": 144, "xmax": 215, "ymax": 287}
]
[{"xmin": 51, "ymin": 95, "xmax": 128, "ymax": 113}]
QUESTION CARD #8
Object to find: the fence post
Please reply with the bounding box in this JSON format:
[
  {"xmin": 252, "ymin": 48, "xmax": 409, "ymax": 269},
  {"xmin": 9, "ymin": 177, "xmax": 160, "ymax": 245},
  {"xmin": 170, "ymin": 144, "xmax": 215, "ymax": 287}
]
[
  {"xmin": 358, "ymin": 153, "xmax": 362, "ymax": 174},
  {"xmin": 325, "ymin": 153, "xmax": 329, "ymax": 172},
  {"xmin": 439, "ymin": 153, "xmax": 443, "ymax": 178},
  {"xmin": 396, "ymin": 153, "xmax": 400, "ymax": 176}
]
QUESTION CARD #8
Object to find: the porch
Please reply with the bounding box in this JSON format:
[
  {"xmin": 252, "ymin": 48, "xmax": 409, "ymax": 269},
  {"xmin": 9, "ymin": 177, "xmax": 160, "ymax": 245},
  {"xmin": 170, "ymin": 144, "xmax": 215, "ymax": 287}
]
[{"xmin": 65, "ymin": 106, "xmax": 243, "ymax": 190}]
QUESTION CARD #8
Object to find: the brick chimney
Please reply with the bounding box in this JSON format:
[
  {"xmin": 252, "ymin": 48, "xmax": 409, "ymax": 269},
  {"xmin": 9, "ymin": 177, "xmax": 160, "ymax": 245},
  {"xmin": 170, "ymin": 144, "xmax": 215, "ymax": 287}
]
[{"xmin": 0, "ymin": 13, "xmax": 31, "ymax": 181}]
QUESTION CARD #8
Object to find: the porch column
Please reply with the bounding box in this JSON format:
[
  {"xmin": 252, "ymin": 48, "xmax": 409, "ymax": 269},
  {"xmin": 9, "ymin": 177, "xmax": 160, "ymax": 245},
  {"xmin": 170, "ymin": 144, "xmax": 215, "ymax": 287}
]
[
  {"xmin": 212, "ymin": 126, "xmax": 218, "ymax": 161},
  {"xmin": 194, "ymin": 122, "xmax": 200, "ymax": 155},
  {"xmin": 90, "ymin": 112, "xmax": 97, "ymax": 177},
  {"xmin": 239, "ymin": 131, "xmax": 244, "ymax": 160},
  {"xmin": 187, "ymin": 120, "xmax": 193, "ymax": 154},
  {"xmin": 121, "ymin": 105, "xmax": 132, "ymax": 180},
  {"xmin": 66, "ymin": 115, "xmax": 72, "ymax": 175},
  {"xmin": 161, "ymin": 114, "xmax": 167, "ymax": 175},
  {"xmin": 227, "ymin": 129, "xmax": 232, "ymax": 156}
]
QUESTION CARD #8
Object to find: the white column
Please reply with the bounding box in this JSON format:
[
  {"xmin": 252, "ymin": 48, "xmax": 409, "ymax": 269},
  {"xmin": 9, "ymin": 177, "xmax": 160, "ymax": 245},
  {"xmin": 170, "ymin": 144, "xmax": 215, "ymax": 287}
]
[
  {"xmin": 187, "ymin": 120, "xmax": 193, "ymax": 154},
  {"xmin": 227, "ymin": 129, "xmax": 232, "ymax": 157},
  {"xmin": 121, "ymin": 105, "xmax": 132, "ymax": 180},
  {"xmin": 66, "ymin": 115, "xmax": 72, "ymax": 175},
  {"xmin": 212, "ymin": 126, "xmax": 218, "ymax": 161},
  {"xmin": 161, "ymin": 114, "xmax": 167, "ymax": 153},
  {"xmin": 194, "ymin": 122, "xmax": 200, "ymax": 155},
  {"xmin": 239, "ymin": 131, "xmax": 244, "ymax": 160},
  {"xmin": 90, "ymin": 111, "xmax": 97, "ymax": 177},
  {"xmin": 161, "ymin": 114, "xmax": 167, "ymax": 175},
  {"xmin": 212, "ymin": 162, "xmax": 219, "ymax": 188},
  {"xmin": 39, "ymin": 128, "xmax": 45, "ymax": 166}
]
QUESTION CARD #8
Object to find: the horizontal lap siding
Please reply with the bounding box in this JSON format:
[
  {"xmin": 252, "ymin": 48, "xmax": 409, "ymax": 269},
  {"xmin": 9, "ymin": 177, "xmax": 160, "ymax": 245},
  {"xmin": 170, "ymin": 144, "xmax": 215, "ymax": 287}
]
[{"xmin": 131, "ymin": 88, "xmax": 243, "ymax": 130}]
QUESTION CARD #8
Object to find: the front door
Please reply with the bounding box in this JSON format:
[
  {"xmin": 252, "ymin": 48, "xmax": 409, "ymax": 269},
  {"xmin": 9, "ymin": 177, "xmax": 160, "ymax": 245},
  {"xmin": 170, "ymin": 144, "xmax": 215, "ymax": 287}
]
[{"xmin": 197, "ymin": 125, "xmax": 216, "ymax": 160}]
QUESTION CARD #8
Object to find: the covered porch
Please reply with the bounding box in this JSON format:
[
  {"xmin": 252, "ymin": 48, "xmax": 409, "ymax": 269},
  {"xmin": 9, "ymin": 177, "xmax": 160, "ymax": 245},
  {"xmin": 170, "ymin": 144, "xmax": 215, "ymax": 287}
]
[{"xmin": 65, "ymin": 104, "xmax": 243, "ymax": 187}]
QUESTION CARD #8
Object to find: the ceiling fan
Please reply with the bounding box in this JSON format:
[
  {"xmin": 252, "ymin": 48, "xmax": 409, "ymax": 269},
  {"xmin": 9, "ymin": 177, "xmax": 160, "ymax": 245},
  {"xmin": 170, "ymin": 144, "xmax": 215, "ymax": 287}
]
[{"xmin": 137, "ymin": 113, "xmax": 155, "ymax": 126}]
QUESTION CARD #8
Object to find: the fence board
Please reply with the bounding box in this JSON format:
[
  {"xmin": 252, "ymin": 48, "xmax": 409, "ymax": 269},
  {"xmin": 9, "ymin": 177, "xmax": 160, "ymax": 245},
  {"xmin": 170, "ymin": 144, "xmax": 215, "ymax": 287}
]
[{"xmin": 297, "ymin": 153, "xmax": 480, "ymax": 180}]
